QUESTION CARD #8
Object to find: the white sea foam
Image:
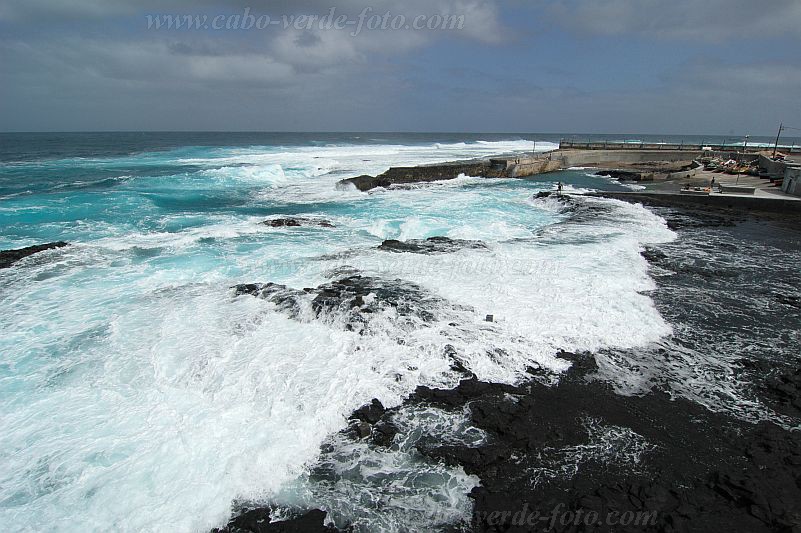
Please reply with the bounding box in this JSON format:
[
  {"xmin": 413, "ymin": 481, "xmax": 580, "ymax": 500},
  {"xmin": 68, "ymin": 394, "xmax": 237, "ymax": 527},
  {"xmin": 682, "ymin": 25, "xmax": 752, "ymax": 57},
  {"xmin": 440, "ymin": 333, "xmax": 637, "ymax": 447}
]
[
  {"xmin": 0, "ymin": 139, "xmax": 678, "ymax": 533},
  {"xmin": 524, "ymin": 417, "xmax": 654, "ymax": 488},
  {"xmin": 271, "ymin": 405, "xmax": 484, "ymax": 532},
  {"xmin": 199, "ymin": 164, "xmax": 290, "ymax": 186}
]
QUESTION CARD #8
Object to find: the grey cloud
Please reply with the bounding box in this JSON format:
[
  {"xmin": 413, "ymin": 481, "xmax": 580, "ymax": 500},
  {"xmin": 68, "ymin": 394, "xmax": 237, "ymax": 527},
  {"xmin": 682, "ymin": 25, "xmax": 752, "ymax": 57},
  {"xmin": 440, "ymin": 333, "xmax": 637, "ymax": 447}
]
[
  {"xmin": 2, "ymin": 0, "xmax": 800, "ymax": 133},
  {"xmin": 1, "ymin": 0, "xmax": 506, "ymax": 82},
  {"xmin": 543, "ymin": 0, "xmax": 801, "ymax": 41}
]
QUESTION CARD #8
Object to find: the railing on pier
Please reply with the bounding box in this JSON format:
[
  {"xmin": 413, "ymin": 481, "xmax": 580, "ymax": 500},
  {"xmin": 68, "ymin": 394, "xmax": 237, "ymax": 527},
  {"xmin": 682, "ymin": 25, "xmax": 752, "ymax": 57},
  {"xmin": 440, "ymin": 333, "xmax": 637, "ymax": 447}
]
[{"xmin": 558, "ymin": 139, "xmax": 800, "ymax": 154}]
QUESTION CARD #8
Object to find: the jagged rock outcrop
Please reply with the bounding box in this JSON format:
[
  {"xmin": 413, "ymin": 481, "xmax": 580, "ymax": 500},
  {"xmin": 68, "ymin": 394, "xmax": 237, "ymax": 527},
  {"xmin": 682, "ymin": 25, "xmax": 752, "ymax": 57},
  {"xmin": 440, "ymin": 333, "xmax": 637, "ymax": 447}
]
[
  {"xmin": 0, "ymin": 242, "xmax": 69, "ymax": 269},
  {"xmin": 262, "ymin": 218, "xmax": 334, "ymax": 228},
  {"xmin": 339, "ymin": 161, "xmax": 496, "ymax": 191},
  {"xmin": 377, "ymin": 236, "xmax": 487, "ymax": 254}
]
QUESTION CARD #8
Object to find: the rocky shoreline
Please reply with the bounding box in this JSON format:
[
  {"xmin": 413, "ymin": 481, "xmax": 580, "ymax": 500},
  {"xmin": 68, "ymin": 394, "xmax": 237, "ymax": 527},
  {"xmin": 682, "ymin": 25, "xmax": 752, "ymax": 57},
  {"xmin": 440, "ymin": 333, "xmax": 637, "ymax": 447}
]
[
  {"xmin": 338, "ymin": 160, "xmax": 502, "ymax": 191},
  {"xmin": 217, "ymin": 201, "xmax": 801, "ymax": 532},
  {"xmin": 0, "ymin": 241, "xmax": 68, "ymax": 269}
]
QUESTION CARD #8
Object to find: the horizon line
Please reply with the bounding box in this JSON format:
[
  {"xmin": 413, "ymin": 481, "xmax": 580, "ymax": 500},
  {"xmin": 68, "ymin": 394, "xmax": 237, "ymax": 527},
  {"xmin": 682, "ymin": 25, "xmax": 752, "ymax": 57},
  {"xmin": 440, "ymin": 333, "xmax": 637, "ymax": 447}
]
[{"xmin": 0, "ymin": 130, "xmax": 790, "ymax": 138}]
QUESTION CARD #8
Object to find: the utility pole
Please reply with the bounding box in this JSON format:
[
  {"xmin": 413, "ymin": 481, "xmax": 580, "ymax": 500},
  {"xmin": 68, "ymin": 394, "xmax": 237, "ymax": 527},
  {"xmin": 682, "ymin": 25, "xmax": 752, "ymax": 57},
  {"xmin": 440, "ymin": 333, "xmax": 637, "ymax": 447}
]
[
  {"xmin": 773, "ymin": 122, "xmax": 783, "ymax": 158},
  {"xmin": 772, "ymin": 124, "xmax": 801, "ymax": 158}
]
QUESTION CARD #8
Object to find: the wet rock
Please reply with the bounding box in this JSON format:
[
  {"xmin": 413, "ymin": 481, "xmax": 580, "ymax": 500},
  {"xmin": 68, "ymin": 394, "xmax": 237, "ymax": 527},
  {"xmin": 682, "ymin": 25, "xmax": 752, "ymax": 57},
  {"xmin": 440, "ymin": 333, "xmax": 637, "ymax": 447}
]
[
  {"xmin": 233, "ymin": 274, "xmax": 467, "ymax": 335},
  {"xmin": 444, "ymin": 345, "xmax": 472, "ymax": 376},
  {"xmin": 640, "ymin": 246, "xmax": 667, "ymax": 264},
  {"xmin": 761, "ymin": 368, "xmax": 801, "ymax": 417},
  {"xmin": 0, "ymin": 241, "xmax": 68, "ymax": 269},
  {"xmin": 377, "ymin": 236, "xmax": 487, "ymax": 254},
  {"xmin": 352, "ymin": 421, "xmax": 372, "ymax": 440},
  {"xmin": 263, "ymin": 218, "xmax": 334, "ymax": 228},
  {"xmin": 339, "ymin": 161, "xmax": 495, "ymax": 192},
  {"xmin": 533, "ymin": 190, "xmax": 573, "ymax": 202},
  {"xmin": 408, "ymin": 361, "xmax": 801, "ymax": 533},
  {"xmin": 369, "ymin": 420, "xmax": 399, "ymax": 448},
  {"xmin": 595, "ymin": 169, "xmax": 644, "ymax": 181},
  {"xmin": 350, "ymin": 399, "xmax": 386, "ymax": 425},
  {"xmin": 342, "ymin": 400, "xmax": 399, "ymax": 446},
  {"xmin": 232, "ymin": 282, "xmax": 307, "ymax": 317},
  {"xmin": 339, "ymin": 174, "xmax": 392, "ymax": 191},
  {"xmin": 214, "ymin": 508, "xmax": 339, "ymax": 533},
  {"xmin": 310, "ymin": 275, "xmax": 446, "ymax": 324},
  {"xmin": 420, "ymin": 443, "xmax": 511, "ymax": 473},
  {"xmin": 216, "ymin": 507, "xmax": 271, "ymax": 533},
  {"xmin": 547, "ymin": 195, "xmax": 615, "ymax": 225}
]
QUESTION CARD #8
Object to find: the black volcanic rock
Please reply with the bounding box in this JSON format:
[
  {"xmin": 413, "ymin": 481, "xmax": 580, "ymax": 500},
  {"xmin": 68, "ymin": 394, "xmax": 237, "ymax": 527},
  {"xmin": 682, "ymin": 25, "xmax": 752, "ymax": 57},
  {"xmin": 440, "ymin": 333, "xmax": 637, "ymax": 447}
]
[
  {"xmin": 339, "ymin": 161, "xmax": 495, "ymax": 191},
  {"xmin": 378, "ymin": 236, "xmax": 487, "ymax": 254},
  {"xmin": 346, "ymin": 399, "xmax": 399, "ymax": 446},
  {"xmin": 533, "ymin": 190, "xmax": 572, "ymax": 200},
  {"xmin": 213, "ymin": 508, "xmax": 339, "ymax": 533},
  {"xmin": 0, "ymin": 241, "xmax": 68, "ymax": 269},
  {"xmin": 339, "ymin": 174, "xmax": 391, "ymax": 191},
  {"xmin": 263, "ymin": 218, "xmax": 334, "ymax": 228},
  {"xmin": 596, "ymin": 169, "xmax": 644, "ymax": 181},
  {"xmin": 762, "ymin": 368, "xmax": 801, "ymax": 417},
  {"xmin": 233, "ymin": 274, "xmax": 469, "ymax": 334},
  {"xmin": 217, "ymin": 508, "xmax": 271, "ymax": 533},
  {"xmin": 640, "ymin": 246, "xmax": 667, "ymax": 264},
  {"xmin": 369, "ymin": 419, "xmax": 399, "ymax": 448},
  {"xmin": 407, "ymin": 359, "xmax": 801, "ymax": 533},
  {"xmin": 350, "ymin": 399, "xmax": 386, "ymax": 425},
  {"xmin": 233, "ymin": 282, "xmax": 308, "ymax": 317},
  {"xmin": 309, "ymin": 275, "xmax": 445, "ymax": 323}
]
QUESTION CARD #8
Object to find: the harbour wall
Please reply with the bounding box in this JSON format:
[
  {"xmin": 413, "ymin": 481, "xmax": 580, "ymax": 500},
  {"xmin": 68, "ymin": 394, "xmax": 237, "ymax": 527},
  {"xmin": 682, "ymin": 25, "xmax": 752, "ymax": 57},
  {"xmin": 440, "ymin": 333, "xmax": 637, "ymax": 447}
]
[
  {"xmin": 591, "ymin": 191, "xmax": 801, "ymax": 214},
  {"xmin": 556, "ymin": 149, "xmax": 700, "ymax": 167}
]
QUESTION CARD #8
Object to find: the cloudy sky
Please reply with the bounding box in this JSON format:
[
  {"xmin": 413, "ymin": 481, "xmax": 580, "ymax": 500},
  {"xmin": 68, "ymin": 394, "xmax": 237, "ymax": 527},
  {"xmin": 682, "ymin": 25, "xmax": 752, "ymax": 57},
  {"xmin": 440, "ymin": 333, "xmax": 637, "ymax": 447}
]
[{"xmin": 1, "ymin": 0, "xmax": 800, "ymax": 134}]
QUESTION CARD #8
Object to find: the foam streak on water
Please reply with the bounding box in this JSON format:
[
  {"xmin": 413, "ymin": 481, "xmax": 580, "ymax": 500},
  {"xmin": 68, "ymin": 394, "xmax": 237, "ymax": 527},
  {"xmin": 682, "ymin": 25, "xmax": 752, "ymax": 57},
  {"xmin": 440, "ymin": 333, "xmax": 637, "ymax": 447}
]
[{"xmin": 0, "ymin": 137, "xmax": 673, "ymax": 532}]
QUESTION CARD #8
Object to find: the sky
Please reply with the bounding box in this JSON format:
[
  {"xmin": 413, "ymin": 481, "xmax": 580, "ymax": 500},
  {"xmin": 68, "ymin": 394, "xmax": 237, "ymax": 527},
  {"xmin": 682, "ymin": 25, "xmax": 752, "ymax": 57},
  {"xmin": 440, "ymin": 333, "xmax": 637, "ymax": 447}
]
[{"xmin": 1, "ymin": 0, "xmax": 800, "ymax": 135}]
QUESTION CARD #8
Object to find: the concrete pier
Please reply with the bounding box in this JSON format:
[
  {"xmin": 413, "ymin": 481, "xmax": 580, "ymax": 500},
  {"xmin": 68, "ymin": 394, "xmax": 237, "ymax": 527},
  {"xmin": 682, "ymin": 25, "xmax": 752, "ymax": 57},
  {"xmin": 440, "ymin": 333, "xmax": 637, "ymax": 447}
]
[
  {"xmin": 559, "ymin": 139, "xmax": 801, "ymax": 154},
  {"xmin": 589, "ymin": 191, "xmax": 801, "ymax": 215}
]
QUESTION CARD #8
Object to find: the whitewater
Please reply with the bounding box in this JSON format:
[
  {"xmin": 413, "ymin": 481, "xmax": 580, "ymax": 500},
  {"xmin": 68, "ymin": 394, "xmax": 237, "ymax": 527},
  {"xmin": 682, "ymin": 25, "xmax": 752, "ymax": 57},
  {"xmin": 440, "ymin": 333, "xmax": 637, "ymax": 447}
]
[{"xmin": 0, "ymin": 136, "xmax": 677, "ymax": 531}]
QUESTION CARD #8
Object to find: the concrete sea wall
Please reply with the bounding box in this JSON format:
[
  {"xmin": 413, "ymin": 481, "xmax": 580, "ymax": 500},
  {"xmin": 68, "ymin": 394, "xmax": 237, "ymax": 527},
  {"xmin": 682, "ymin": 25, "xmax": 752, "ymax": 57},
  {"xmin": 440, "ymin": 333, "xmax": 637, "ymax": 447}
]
[
  {"xmin": 783, "ymin": 167, "xmax": 801, "ymax": 197},
  {"xmin": 592, "ymin": 191, "xmax": 801, "ymax": 214},
  {"xmin": 557, "ymin": 149, "xmax": 701, "ymax": 167}
]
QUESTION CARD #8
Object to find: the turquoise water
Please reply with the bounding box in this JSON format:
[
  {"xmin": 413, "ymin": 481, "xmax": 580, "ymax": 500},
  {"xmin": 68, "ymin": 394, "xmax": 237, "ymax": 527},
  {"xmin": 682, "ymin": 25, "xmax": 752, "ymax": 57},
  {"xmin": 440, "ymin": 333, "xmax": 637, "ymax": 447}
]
[{"xmin": 0, "ymin": 134, "xmax": 675, "ymax": 531}]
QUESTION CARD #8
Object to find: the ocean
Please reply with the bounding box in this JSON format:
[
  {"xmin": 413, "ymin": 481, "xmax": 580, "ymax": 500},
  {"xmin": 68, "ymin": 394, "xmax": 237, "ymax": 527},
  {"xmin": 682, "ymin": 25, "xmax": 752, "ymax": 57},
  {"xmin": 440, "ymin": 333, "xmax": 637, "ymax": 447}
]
[{"xmin": 0, "ymin": 132, "xmax": 794, "ymax": 532}]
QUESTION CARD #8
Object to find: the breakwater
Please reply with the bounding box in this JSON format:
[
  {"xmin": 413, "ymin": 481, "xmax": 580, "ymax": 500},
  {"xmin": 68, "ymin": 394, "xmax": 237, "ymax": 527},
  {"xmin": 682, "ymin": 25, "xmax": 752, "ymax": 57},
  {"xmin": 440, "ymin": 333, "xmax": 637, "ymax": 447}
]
[{"xmin": 338, "ymin": 149, "xmax": 700, "ymax": 191}]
